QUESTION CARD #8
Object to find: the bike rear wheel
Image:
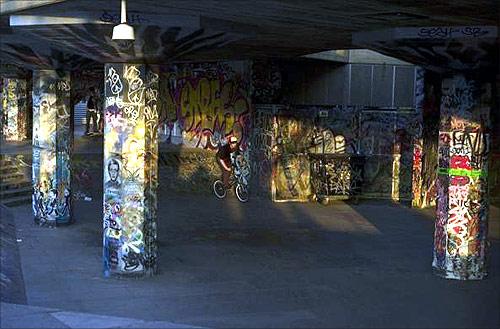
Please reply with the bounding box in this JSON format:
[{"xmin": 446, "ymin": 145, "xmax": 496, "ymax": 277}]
[
  {"xmin": 235, "ymin": 183, "xmax": 249, "ymax": 203},
  {"xmin": 213, "ymin": 180, "xmax": 227, "ymax": 199}
]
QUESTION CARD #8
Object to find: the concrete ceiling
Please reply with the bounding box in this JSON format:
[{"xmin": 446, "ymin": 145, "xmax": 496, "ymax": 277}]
[{"xmin": 0, "ymin": 0, "xmax": 499, "ymax": 70}]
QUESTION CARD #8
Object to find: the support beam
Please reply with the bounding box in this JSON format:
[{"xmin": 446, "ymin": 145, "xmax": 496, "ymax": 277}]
[
  {"xmin": 32, "ymin": 70, "xmax": 72, "ymax": 226},
  {"xmin": 0, "ymin": 0, "xmax": 69, "ymax": 15},
  {"xmin": 433, "ymin": 74, "xmax": 491, "ymax": 280},
  {"xmin": 2, "ymin": 78, "xmax": 28, "ymax": 141},
  {"xmin": 103, "ymin": 63, "xmax": 159, "ymax": 277}
]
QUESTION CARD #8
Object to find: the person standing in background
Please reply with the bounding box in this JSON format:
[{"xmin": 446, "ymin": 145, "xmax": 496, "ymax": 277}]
[{"xmin": 85, "ymin": 87, "xmax": 98, "ymax": 136}]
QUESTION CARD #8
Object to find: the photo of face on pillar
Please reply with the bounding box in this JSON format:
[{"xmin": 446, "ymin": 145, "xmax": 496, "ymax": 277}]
[{"xmin": 105, "ymin": 158, "xmax": 122, "ymax": 190}]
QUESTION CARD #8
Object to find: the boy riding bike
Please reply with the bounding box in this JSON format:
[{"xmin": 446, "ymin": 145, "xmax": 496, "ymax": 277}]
[
  {"xmin": 214, "ymin": 136, "xmax": 249, "ymax": 202},
  {"xmin": 216, "ymin": 136, "xmax": 240, "ymax": 189}
]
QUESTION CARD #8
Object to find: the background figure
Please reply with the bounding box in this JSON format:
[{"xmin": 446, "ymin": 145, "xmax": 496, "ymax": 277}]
[
  {"xmin": 85, "ymin": 87, "xmax": 98, "ymax": 135},
  {"xmin": 96, "ymin": 89, "xmax": 104, "ymax": 134},
  {"xmin": 97, "ymin": 106, "xmax": 104, "ymax": 134}
]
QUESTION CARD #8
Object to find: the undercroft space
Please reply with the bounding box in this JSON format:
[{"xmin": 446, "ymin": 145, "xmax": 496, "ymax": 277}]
[{"xmin": 1, "ymin": 0, "xmax": 499, "ymax": 327}]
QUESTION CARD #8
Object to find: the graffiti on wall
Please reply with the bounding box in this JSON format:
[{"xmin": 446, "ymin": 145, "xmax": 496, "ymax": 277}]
[
  {"xmin": 251, "ymin": 104, "xmax": 422, "ymax": 202},
  {"xmin": 359, "ymin": 110, "xmax": 421, "ymax": 200},
  {"xmin": 249, "ymin": 107, "xmax": 276, "ymax": 195},
  {"xmin": 272, "ymin": 113, "xmax": 313, "ymax": 201},
  {"xmin": 273, "ymin": 154, "xmax": 311, "ymax": 201},
  {"xmin": 160, "ymin": 62, "xmax": 252, "ymax": 150},
  {"xmin": 433, "ymin": 75, "xmax": 490, "ymax": 280},
  {"xmin": 32, "ymin": 71, "xmax": 71, "ymax": 226},
  {"xmin": 2, "ymin": 78, "xmax": 28, "ymax": 141},
  {"xmin": 251, "ymin": 60, "xmax": 282, "ymax": 104},
  {"xmin": 310, "ymin": 154, "xmax": 364, "ymax": 197},
  {"xmin": 103, "ymin": 64, "xmax": 158, "ymax": 276},
  {"xmin": 266, "ymin": 106, "xmax": 363, "ymax": 201}
]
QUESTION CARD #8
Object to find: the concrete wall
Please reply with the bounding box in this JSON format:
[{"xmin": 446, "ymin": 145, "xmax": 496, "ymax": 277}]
[{"xmin": 281, "ymin": 60, "xmax": 417, "ymax": 108}]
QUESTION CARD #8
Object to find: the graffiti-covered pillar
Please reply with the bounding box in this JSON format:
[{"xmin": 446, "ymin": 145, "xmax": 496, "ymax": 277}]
[
  {"xmin": 433, "ymin": 74, "xmax": 491, "ymax": 280},
  {"xmin": 32, "ymin": 70, "xmax": 72, "ymax": 226},
  {"xmin": 103, "ymin": 63, "xmax": 159, "ymax": 277},
  {"xmin": 2, "ymin": 78, "xmax": 28, "ymax": 141}
]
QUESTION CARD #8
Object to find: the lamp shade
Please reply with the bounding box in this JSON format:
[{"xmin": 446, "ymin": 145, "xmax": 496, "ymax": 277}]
[{"xmin": 112, "ymin": 23, "xmax": 135, "ymax": 40}]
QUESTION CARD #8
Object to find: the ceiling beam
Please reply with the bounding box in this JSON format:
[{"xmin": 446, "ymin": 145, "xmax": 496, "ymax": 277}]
[{"xmin": 0, "ymin": 0, "xmax": 69, "ymax": 16}]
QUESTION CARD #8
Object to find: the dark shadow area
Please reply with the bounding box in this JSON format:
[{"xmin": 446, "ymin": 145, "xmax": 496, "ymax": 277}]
[{"xmin": 0, "ymin": 204, "xmax": 27, "ymax": 304}]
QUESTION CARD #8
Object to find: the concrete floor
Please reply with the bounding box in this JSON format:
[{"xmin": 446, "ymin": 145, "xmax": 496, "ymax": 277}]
[
  {"xmin": 4, "ymin": 193, "xmax": 499, "ymax": 328},
  {"xmin": 1, "ymin": 135, "xmax": 500, "ymax": 328}
]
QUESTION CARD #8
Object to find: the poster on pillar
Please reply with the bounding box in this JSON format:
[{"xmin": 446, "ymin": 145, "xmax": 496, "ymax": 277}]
[
  {"xmin": 2, "ymin": 78, "xmax": 28, "ymax": 141},
  {"xmin": 32, "ymin": 70, "xmax": 71, "ymax": 226},
  {"xmin": 103, "ymin": 63, "xmax": 159, "ymax": 277},
  {"xmin": 433, "ymin": 76, "xmax": 491, "ymax": 280}
]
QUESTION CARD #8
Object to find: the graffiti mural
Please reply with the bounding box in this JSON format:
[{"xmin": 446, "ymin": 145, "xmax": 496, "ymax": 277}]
[
  {"xmin": 2, "ymin": 78, "xmax": 28, "ymax": 141},
  {"xmin": 160, "ymin": 62, "xmax": 252, "ymax": 150},
  {"xmin": 271, "ymin": 112, "xmax": 313, "ymax": 201},
  {"xmin": 432, "ymin": 75, "xmax": 490, "ymax": 280},
  {"xmin": 103, "ymin": 64, "xmax": 158, "ymax": 277},
  {"xmin": 32, "ymin": 70, "xmax": 72, "ymax": 226},
  {"xmin": 273, "ymin": 154, "xmax": 311, "ymax": 201}
]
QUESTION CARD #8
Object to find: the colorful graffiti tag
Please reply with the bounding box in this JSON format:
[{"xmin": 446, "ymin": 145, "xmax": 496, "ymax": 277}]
[
  {"xmin": 32, "ymin": 70, "xmax": 72, "ymax": 226},
  {"xmin": 2, "ymin": 78, "xmax": 28, "ymax": 141},
  {"xmin": 103, "ymin": 64, "xmax": 159, "ymax": 277},
  {"xmin": 160, "ymin": 62, "xmax": 252, "ymax": 149},
  {"xmin": 432, "ymin": 75, "xmax": 490, "ymax": 280}
]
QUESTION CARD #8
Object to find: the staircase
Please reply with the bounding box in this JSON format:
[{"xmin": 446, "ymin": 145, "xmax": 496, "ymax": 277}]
[{"xmin": 0, "ymin": 156, "xmax": 32, "ymax": 207}]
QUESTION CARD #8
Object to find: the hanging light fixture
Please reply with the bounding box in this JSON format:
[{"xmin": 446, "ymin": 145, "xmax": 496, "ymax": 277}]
[{"xmin": 112, "ymin": 0, "xmax": 135, "ymax": 40}]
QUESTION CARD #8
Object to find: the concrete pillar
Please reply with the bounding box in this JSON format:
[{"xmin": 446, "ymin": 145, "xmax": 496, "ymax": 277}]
[
  {"xmin": 433, "ymin": 74, "xmax": 491, "ymax": 280},
  {"xmin": 411, "ymin": 68, "xmax": 425, "ymax": 208},
  {"xmin": 2, "ymin": 78, "xmax": 28, "ymax": 141},
  {"xmin": 103, "ymin": 63, "xmax": 159, "ymax": 277},
  {"xmin": 32, "ymin": 70, "xmax": 72, "ymax": 226}
]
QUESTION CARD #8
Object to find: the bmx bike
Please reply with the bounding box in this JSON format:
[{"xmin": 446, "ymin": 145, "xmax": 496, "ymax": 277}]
[{"xmin": 213, "ymin": 165, "xmax": 249, "ymax": 203}]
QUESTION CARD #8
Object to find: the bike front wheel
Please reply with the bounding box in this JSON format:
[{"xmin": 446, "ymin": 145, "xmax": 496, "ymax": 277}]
[
  {"xmin": 213, "ymin": 180, "xmax": 227, "ymax": 199},
  {"xmin": 235, "ymin": 183, "xmax": 249, "ymax": 203}
]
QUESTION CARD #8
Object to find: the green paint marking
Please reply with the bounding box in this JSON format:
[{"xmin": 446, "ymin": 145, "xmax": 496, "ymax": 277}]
[{"xmin": 437, "ymin": 167, "xmax": 486, "ymax": 178}]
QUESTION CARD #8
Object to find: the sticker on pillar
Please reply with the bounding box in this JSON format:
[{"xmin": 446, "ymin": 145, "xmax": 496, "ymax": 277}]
[{"xmin": 105, "ymin": 158, "xmax": 122, "ymax": 190}]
